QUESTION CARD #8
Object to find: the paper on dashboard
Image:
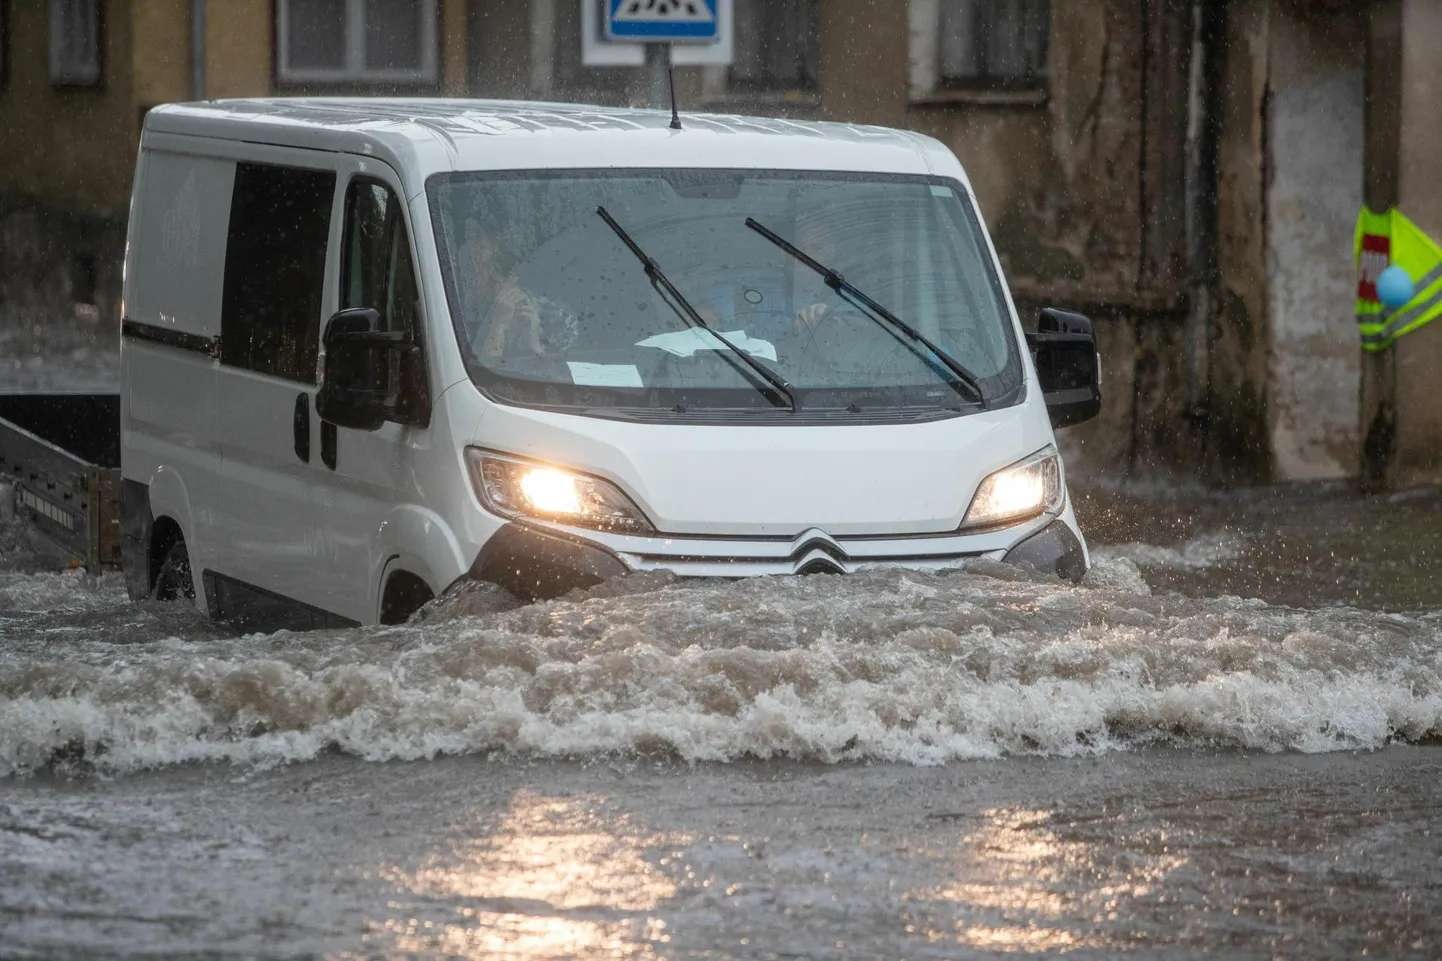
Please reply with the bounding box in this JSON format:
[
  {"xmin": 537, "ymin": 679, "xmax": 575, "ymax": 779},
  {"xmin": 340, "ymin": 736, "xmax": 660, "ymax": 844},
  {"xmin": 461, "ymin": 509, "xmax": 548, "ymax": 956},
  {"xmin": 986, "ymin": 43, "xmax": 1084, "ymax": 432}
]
[
  {"xmin": 566, "ymin": 362, "xmax": 644, "ymax": 388},
  {"xmin": 635, "ymin": 328, "xmax": 778, "ymax": 362}
]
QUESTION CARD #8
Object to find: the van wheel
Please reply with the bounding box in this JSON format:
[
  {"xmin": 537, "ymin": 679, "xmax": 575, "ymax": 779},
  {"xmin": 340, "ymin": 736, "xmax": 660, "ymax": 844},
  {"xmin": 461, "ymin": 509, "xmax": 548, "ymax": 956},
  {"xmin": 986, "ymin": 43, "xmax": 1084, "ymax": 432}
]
[
  {"xmin": 153, "ymin": 540, "xmax": 196, "ymax": 603},
  {"xmin": 380, "ymin": 571, "xmax": 434, "ymax": 625}
]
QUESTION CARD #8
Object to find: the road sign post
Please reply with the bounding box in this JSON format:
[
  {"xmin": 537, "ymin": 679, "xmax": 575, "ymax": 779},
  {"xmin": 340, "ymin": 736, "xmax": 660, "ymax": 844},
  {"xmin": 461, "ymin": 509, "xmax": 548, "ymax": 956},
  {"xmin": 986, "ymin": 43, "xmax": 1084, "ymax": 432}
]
[
  {"xmin": 605, "ymin": 0, "xmax": 721, "ymax": 110},
  {"xmin": 645, "ymin": 43, "xmax": 670, "ymax": 112}
]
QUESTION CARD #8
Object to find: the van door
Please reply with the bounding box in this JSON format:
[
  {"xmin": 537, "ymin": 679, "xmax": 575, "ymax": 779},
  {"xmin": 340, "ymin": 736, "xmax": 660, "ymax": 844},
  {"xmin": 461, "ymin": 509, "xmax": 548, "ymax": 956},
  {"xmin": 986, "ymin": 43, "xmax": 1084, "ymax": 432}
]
[
  {"xmin": 207, "ymin": 153, "xmax": 343, "ymax": 628},
  {"xmin": 121, "ymin": 144, "xmax": 234, "ymax": 608},
  {"xmin": 308, "ymin": 161, "xmax": 434, "ymax": 624}
]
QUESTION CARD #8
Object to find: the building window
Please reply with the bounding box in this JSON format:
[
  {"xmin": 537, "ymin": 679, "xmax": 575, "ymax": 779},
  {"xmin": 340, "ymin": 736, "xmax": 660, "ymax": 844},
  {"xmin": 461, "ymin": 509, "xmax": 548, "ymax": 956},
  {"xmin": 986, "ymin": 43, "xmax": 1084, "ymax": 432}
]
[
  {"xmin": 277, "ymin": 0, "xmax": 439, "ymax": 86},
  {"xmin": 940, "ymin": 0, "xmax": 1048, "ymax": 90},
  {"xmin": 909, "ymin": 0, "xmax": 1049, "ymax": 101},
  {"xmin": 49, "ymin": 0, "xmax": 101, "ymax": 87},
  {"xmin": 729, "ymin": 0, "xmax": 818, "ymax": 94},
  {"xmin": 221, "ymin": 162, "xmax": 336, "ymax": 384}
]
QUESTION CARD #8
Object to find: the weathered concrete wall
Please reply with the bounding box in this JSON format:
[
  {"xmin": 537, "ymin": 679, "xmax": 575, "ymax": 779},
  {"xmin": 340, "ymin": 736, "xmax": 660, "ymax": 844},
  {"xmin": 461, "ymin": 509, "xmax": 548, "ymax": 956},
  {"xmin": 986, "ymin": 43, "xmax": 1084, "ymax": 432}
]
[
  {"xmin": 821, "ymin": 0, "xmax": 1150, "ymax": 297},
  {"xmin": 1264, "ymin": 2, "xmax": 1365, "ymax": 481},
  {"xmin": 1392, "ymin": 0, "xmax": 1442, "ymax": 487},
  {"xmin": 1210, "ymin": 0, "xmax": 1274, "ymax": 485}
]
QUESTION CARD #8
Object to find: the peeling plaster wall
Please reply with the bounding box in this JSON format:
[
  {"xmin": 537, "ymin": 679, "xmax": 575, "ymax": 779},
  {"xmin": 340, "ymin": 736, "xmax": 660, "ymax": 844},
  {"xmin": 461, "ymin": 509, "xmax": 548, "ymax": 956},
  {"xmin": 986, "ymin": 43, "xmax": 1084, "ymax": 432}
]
[
  {"xmin": 1392, "ymin": 0, "xmax": 1442, "ymax": 486},
  {"xmin": 1265, "ymin": 4, "xmax": 1365, "ymax": 481},
  {"xmin": 1210, "ymin": 0, "xmax": 1275, "ymax": 484},
  {"xmin": 821, "ymin": 0, "xmax": 1159, "ymax": 296}
]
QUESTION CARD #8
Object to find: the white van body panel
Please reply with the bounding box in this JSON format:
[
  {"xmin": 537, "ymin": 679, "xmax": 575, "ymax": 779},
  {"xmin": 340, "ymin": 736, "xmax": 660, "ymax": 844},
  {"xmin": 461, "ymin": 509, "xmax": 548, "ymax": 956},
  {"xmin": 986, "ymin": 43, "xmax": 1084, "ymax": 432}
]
[
  {"xmin": 142, "ymin": 100, "xmax": 952, "ymax": 200},
  {"xmin": 120, "ymin": 98, "xmax": 1090, "ymax": 629},
  {"xmin": 120, "ymin": 143, "xmax": 233, "ymax": 614},
  {"xmin": 460, "ymin": 400, "xmax": 1058, "ymax": 537}
]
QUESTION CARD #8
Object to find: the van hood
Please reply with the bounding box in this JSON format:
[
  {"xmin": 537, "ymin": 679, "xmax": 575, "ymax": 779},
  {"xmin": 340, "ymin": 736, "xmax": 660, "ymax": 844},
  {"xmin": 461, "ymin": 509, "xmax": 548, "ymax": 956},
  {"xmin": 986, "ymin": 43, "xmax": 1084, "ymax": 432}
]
[{"xmin": 470, "ymin": 404, "xmax": 1056, "ymax": 537}]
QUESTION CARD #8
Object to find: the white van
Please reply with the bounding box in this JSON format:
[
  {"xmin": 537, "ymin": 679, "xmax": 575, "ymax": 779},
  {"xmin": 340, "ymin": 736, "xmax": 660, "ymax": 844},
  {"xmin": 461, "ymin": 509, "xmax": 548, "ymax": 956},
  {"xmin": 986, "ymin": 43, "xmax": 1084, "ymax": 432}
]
[{"xmin": 118, "ymin": 99, "xmax": 1101, "ymax": 630}]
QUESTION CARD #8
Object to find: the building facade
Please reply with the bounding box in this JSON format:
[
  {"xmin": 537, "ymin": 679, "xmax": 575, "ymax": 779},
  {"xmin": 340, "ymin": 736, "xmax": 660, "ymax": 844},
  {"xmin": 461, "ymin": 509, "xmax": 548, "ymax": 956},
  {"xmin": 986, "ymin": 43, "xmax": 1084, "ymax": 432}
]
[{"xmin": 0, "ymin": 0, "xmax": 1436, "ymax": 487}]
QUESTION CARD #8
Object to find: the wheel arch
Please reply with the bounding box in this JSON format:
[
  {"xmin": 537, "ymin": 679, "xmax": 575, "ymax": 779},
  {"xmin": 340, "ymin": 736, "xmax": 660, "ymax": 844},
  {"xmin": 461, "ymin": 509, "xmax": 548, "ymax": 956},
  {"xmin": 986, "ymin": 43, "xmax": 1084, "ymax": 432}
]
[
  {"xmin": 379, "ymin": 567, "xmax": 434, "ymax": 624},
  {"xmin": 370, "ymin": 504, "xmax": 468, "ymax": 623},
  {"xmin": 149, "ymin": 516, "xmax": 185, "ymax": 588},
  {"xmin": 143, "ymin": 467, "xmax": 205, "ymax": 613}
]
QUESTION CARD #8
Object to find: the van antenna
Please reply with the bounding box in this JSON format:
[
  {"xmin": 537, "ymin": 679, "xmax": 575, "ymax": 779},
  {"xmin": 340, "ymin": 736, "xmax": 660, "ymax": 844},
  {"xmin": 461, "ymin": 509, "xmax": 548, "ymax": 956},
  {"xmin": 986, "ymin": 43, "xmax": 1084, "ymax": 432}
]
[{"xmin": 668, "ymin": 62, "xmax": 682, "ymax": 130}]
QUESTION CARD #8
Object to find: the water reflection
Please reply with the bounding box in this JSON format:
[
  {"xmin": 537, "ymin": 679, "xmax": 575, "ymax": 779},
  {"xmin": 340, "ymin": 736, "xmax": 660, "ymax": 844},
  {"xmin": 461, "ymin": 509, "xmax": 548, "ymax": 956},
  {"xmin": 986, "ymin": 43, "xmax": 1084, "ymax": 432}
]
[
  {"xmin": 371, "ymin": 791, "xmax": 688, "ymax": 959},
  {"xmin": 918, "ymin": 806, "xmax": 1188, "ymax": 951}
]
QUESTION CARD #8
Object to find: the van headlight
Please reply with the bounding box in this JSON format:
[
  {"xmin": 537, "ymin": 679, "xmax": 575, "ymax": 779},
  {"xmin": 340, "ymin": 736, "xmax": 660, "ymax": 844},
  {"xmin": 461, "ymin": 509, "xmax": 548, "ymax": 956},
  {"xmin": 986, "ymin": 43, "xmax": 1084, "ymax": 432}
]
[
  {"xmin": 466, "ymin": 449, "xmax": 655, "ymax": 534},
  {"xmin": 962, "ymin": 446, "xmax": 1064, "ymax": 529}
]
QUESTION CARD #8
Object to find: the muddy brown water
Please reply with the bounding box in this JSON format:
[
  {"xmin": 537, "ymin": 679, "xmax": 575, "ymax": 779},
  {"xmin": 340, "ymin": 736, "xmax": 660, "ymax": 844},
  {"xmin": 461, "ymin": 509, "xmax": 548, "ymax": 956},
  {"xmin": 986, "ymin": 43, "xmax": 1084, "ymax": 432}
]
[
  {"xmin": 2, "ymin": 472, "xmax": 1441, "ymax": 958},
  {"xmin": 1074, "ymin": 481, "xmax": 1442, "ymax": 612}
]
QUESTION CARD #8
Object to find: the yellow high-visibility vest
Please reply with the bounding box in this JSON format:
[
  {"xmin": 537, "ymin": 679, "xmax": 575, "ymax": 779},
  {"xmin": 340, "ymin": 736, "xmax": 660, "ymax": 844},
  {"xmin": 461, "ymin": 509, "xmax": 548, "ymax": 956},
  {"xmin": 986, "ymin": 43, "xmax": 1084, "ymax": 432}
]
[{"xmin": 1354, "ymin": 206, "xmax": 1442, "ymax": 351}]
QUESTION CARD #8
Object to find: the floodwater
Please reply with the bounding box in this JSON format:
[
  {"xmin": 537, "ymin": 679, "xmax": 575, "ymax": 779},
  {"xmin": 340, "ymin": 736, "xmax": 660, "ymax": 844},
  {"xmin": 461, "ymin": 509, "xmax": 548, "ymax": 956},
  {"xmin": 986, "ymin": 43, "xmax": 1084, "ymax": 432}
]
[{"xmin": 2, "ymin": 478, "xmax": 1441, "ymax": 959}]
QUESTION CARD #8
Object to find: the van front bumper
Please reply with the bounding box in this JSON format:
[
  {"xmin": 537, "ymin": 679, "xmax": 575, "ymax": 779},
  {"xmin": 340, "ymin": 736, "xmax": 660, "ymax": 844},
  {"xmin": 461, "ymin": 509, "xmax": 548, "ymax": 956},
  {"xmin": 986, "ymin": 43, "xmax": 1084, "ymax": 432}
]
[{"xmin": 470, "ymin": 513, "xmax": 1087, "ymax": 600}]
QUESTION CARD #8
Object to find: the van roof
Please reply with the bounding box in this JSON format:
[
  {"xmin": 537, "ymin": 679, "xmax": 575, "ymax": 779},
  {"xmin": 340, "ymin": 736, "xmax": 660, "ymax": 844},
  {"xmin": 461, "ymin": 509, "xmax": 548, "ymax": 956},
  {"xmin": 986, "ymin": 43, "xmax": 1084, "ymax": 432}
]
[{"xmin": 144, "ymin": 98, "xmax": 967, "ymax": 198}]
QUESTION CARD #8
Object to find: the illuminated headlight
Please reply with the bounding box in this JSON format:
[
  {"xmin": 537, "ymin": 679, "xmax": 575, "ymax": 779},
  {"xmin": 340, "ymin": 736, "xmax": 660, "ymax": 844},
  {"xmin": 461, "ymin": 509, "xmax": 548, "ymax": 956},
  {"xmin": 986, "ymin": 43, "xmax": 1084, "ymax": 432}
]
[
  {"xmin": 466, "ymin": 449, "xmax": 655, "ymax": 534},
  {"xmin": 962, "ymin": 446, "xmax": 1065, "ymax": 529}
]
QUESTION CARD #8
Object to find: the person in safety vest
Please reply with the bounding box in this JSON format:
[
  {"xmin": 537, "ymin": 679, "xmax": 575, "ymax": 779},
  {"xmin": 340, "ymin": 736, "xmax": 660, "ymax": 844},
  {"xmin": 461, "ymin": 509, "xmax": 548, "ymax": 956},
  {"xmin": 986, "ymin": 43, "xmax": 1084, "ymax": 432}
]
[{"xmin": 1354, "ymin": 206, "xmax": 1442, "ymax": 351}]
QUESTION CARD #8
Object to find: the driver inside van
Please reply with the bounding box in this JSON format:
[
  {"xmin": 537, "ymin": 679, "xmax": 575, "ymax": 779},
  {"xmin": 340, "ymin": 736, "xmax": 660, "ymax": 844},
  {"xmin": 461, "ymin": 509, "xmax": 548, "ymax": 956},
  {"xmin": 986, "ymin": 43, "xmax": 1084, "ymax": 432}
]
[
  {"xmin": 458, "ymin": 221, "xmax": 546, "ymax": 360},
  {"xmin": 457, "ymin": 212, "xmax": 861, "ymax": 379},
  {"xmin": 778, "ymin": 215, "xmax": 845, "ymax": 336}
]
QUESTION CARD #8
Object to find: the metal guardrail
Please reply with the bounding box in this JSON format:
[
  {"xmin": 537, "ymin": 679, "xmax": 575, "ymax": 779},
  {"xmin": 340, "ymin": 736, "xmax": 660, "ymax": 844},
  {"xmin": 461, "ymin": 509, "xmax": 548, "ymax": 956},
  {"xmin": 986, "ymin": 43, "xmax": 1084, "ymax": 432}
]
[{"xmin": 0, "ymin": 395, "xmax": 122, "ymax": 570}]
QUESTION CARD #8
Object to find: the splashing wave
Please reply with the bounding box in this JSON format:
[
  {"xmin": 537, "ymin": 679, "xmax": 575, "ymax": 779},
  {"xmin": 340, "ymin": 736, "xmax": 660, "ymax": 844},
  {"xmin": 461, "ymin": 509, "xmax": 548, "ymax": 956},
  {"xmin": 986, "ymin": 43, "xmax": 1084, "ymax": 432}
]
[{"xmin": 2, "ymin": 559, "xmax": 1439, "ymax": 776}]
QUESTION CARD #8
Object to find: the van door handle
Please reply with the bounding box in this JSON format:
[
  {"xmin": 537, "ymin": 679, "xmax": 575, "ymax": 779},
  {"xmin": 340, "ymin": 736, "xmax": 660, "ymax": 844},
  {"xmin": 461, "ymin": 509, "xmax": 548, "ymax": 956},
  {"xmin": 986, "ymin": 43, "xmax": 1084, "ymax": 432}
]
[{"xmin": 293, "ymin": 392, "xmax": 311, "ymax": 463}]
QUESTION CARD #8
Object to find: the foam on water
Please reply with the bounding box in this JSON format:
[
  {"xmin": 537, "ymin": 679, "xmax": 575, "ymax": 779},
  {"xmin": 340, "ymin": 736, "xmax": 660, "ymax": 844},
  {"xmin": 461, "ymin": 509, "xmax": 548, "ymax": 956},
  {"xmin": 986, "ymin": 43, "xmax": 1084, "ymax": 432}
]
[
  {"xmin": 1092, "ymin": 531, "xmax": 1245, "ymax": 570},
  {"xmin": 2, "ymin": 559, "xmax": 1440, "ymax": 777}
]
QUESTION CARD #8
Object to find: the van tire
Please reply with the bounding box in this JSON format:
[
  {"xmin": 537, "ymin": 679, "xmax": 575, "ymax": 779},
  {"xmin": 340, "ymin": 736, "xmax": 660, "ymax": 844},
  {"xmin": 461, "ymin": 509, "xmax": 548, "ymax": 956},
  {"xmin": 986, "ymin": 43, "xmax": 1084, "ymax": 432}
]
[
  {"xmin": 380, "ymin": 571, "xmax": 434, "ymax": 625},
  {"xmin": 153, "ymin": 540, "xmax": 196, "ymax": 603}
]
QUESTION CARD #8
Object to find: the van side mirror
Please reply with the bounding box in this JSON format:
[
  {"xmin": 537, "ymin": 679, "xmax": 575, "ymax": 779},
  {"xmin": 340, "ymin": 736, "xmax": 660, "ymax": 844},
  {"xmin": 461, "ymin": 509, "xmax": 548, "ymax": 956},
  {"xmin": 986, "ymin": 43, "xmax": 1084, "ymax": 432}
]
[
  {"xmin": 316, "ymin": 307, "xmax": 417, "ymax": 432},
  {"xmin": 1026, "ymin": 308, "xmax": 1101, "ymax": 429}
]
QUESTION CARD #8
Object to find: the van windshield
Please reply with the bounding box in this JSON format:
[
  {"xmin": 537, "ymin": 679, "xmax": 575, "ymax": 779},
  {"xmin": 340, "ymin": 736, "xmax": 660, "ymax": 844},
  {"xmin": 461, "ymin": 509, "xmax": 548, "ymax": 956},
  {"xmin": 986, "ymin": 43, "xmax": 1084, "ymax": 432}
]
[{"xmin": 427, "ymin": 169, "xmax": 1023, "ymax": 418}]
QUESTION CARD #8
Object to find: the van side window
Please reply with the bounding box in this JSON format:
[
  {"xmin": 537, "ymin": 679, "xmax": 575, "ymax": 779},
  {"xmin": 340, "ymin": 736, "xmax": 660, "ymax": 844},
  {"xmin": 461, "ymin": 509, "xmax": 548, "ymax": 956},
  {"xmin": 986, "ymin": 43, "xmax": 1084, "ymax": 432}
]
[
  {"xmin": 341, "ymin": 179, "xmax": 429, "ymax": 426},
  {"xmin": 221, "ymin": 162, "xmax": 335, "ymax": 383}
]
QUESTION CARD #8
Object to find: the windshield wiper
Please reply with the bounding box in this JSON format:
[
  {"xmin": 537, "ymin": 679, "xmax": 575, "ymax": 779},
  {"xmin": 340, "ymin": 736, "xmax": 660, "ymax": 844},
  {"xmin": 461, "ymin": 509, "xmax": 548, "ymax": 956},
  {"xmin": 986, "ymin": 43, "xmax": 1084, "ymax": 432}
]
[
  {"xmin": 597, "ymin": 206, "xmax": 798, "ymax": 413},
  {"xmin": 745, "ymin": 217, "xmax": 988, "ymax": 409}
]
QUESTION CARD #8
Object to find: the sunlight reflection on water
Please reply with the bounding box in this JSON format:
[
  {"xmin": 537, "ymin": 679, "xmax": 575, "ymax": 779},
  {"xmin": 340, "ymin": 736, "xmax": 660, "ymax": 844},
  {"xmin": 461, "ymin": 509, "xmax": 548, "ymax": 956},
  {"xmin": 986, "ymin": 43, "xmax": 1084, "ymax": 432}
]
[{"xmin": 373, "ymin": 792, "xmax": 686, "ymax": 959}]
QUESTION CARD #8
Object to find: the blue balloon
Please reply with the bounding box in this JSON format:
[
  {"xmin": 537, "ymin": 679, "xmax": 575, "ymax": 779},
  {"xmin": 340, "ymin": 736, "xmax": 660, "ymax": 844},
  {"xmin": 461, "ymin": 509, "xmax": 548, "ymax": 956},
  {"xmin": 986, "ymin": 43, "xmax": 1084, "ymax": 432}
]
[{"xmin": 1378, "ymin": 265, "xmax": 1414, "ymax": 309}]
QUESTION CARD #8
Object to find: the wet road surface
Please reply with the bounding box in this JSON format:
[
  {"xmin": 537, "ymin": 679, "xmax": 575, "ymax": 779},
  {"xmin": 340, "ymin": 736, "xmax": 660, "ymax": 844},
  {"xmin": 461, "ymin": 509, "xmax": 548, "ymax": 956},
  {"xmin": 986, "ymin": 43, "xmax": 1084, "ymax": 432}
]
[{"xmin": 5, "ymin": 748, "xmax": 1440, "ymax": 960}]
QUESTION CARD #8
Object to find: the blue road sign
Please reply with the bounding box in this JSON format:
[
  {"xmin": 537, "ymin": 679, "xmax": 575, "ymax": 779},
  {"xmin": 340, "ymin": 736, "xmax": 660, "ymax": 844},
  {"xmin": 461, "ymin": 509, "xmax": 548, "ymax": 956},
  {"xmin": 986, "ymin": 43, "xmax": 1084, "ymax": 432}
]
[{"xmin": 606, "ymin": 0, "xmax": 720, "ymax": 43}]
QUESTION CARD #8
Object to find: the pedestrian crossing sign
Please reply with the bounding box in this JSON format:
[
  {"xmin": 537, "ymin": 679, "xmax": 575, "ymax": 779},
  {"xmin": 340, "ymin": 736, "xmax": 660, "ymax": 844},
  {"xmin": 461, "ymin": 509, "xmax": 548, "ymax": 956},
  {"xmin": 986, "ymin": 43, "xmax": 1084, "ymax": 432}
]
[{"xmin": 606, "ymin": 0, "xmax": 720, "ymax": 43}]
